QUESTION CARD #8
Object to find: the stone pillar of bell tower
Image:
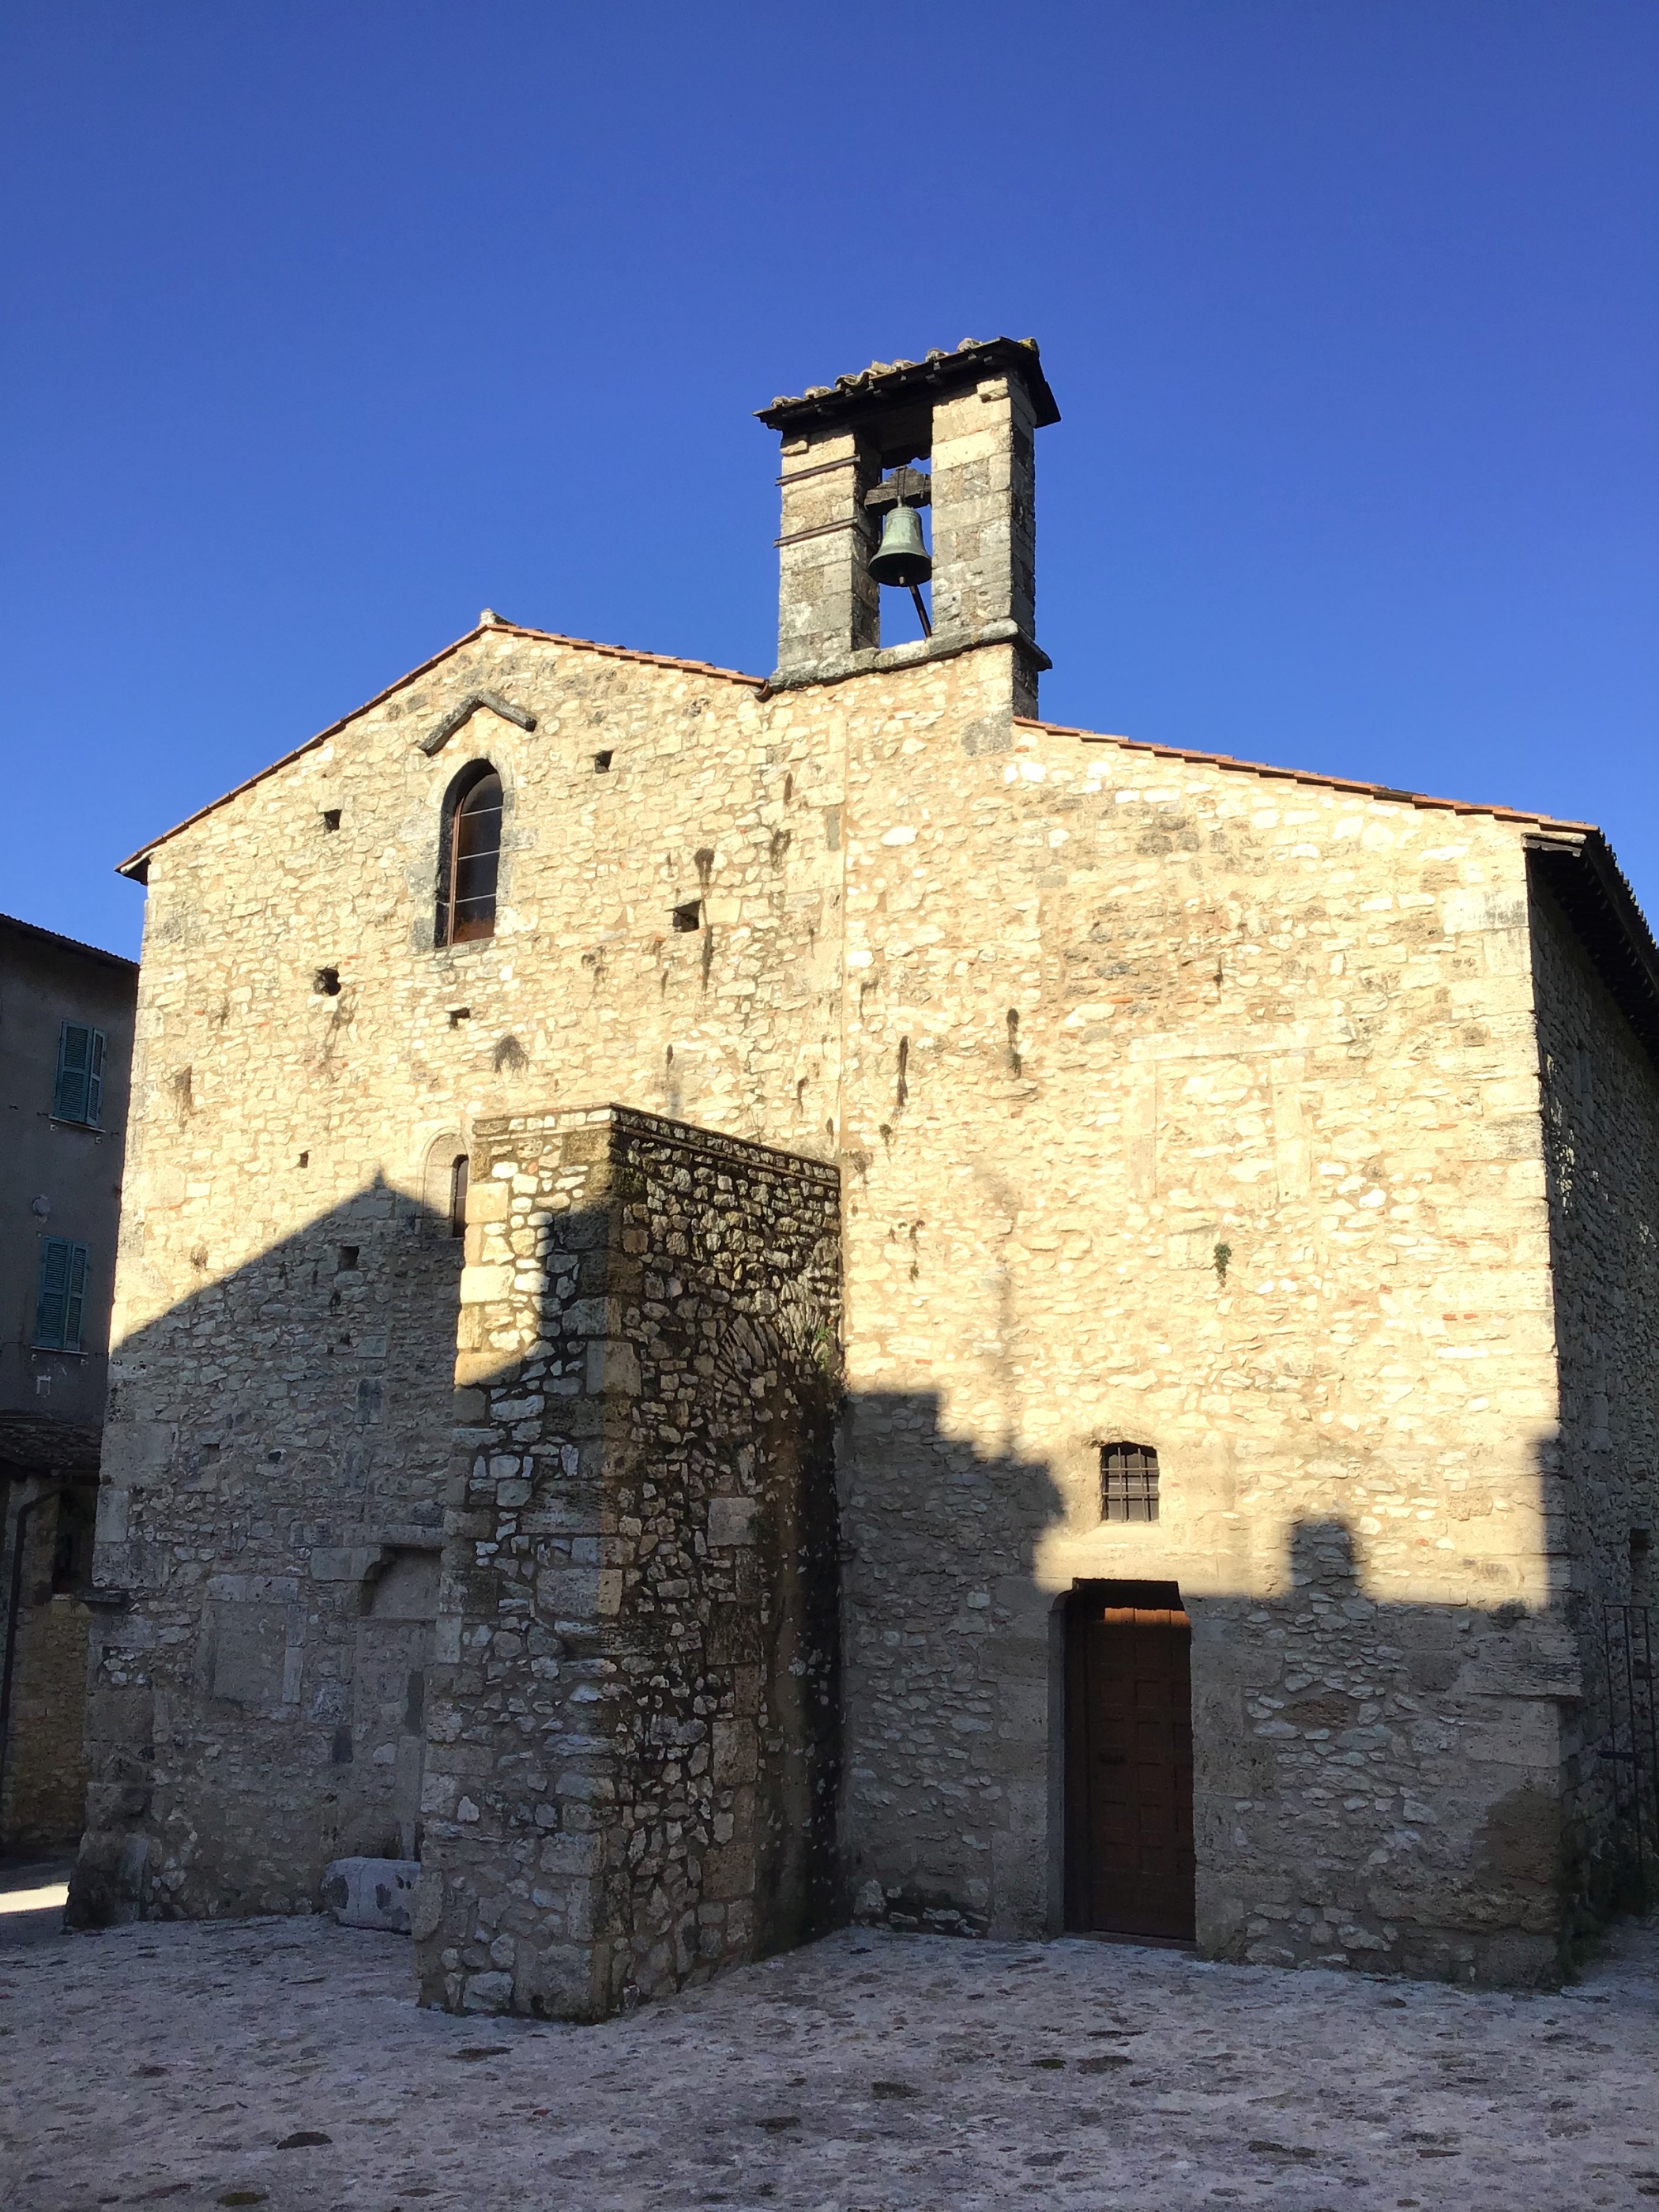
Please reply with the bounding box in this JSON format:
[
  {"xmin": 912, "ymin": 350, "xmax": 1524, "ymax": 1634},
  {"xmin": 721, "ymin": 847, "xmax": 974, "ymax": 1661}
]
[
  {"xmin": 756, "ymin": 338, "xmax": 1059, "ymax": 709},
  {"xmin": 772, "ymin": 424, "xmax": 882, "ymax": 680},
  {"xmin": 928, "ymin": 368, "xmax": 1038, "ymax": 655}
]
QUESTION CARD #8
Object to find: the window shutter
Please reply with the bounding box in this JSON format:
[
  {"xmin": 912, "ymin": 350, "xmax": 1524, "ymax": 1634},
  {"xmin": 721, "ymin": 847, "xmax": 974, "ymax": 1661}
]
[
  {"xmin": 35, "ymin": 1240, "xmax": 91, "ymax": 1350},
  {"xmin": 86, "ymin": 1030, "xmax": 106, "ymax": 1126},
  {"xmin": 63, "ymin": 1243, "xmax": 89, "ymax": 1352},
  {"xmin": 36, "ymin": 1239, "xmax": 69, "ymax": 1347},
  {"xmin": 54, "ymin": 1024, "xmax": 91, "ymax": 1122}
]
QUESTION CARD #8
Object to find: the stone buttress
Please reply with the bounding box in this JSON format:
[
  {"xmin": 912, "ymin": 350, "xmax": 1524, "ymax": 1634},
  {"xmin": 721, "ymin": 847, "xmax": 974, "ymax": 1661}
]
[{"xmin": 415, "ymin": 1107, "xmax": 841, "ymax": 2018}]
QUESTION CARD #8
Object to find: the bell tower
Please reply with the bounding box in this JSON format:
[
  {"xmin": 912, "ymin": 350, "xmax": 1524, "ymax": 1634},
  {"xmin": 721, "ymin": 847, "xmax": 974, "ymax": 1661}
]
[{"xmin": 756, "ymin": 337, "xmax": 1060, "ymax": 714}]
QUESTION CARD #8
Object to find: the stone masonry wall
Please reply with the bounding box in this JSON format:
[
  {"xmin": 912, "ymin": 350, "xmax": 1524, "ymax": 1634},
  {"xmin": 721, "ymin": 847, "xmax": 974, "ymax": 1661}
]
[
  {"xmin": 70, "ymin": 1176, "xmax": 460, "ymax": 1924},
  {"xmin": 416, "ymin": 1106, "xmax": 841, "ymax": 2019},
  {"xmin": 1529, "ymin": 870, "xmax": 1659, "ymax": 1913},
  {"xmin": 78, "ymin": 579, "xmax": 1655, "ymax": 1985},
  {"xmin": 0, "ymin": 1484, "xmax": 94, "ymax": 1848},
  {"xmin": 71, "ymin": 621, "xmax": 848, "ymax": 1927},
  {"xmin": 806, "ymin": 689, "xmax": 1585, "ymax": 1981}
]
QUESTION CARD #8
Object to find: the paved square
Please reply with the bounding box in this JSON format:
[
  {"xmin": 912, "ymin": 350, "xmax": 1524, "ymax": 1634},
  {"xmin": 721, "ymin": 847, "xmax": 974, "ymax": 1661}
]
[{"xmin": 2, "ymin": 1907, "xmax": 1656, "ymax": 2210}]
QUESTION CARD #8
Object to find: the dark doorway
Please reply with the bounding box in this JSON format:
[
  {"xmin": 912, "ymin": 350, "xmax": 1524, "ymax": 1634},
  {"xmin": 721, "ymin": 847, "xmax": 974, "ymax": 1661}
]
[{"xmin": 1064, "ymin": 1580, "xmax": 1195, "ymax": 1940}]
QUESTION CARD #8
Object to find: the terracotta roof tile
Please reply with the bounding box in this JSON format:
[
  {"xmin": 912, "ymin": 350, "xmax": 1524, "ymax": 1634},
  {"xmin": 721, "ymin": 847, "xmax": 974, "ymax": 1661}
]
[
  {"xmin": 1014, "ymin": 716, "xmax": 1597, "ymax": 833},
  {"xmin": 757, "ymin": 337, "xmax": 1060, "ymax": 431}
]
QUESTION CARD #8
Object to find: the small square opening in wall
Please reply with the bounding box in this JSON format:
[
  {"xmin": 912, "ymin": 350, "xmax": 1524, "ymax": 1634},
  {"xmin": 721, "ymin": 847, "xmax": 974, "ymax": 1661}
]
[
  {"xmin": 314, "ymin": 966, "xmax": 341, "ymax": 996},
  {"xmin": 593, "ymin": 750, "xmax": 613, "ymax": 773},
  {"xmin": 672, "ymin": 901, "xmax": 702, "ymax": 933},
  {"xmin": 449, "ymin": 1007, "xmax": 471, "ymax": 1028},
  {"xmin": 1100, "ymin": 1443, "xmax": 1159, "ymax": 1523},
  {"xmin": 321, "ymin": 809, "xmax": 341, "ymax": 832},
  {"xmin": 337, "ymin": 1246, "xmax": 359, "ymax": 1273}
]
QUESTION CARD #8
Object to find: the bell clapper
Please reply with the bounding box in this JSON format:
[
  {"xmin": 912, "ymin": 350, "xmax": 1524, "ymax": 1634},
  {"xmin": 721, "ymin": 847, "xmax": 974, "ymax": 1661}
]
[{"xmin": 908, "ymin": 583, "xmax": 932, "ymax": 638}]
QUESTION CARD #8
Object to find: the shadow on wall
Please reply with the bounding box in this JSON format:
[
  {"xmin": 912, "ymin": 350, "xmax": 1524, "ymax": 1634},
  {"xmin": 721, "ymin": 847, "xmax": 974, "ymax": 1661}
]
[
  {"xmin": 69, "ymin": 1129, "xmax": 845, "ymax": 2022},
  {"xmin": 70, "ymin": 1175, "xmax": 466, "ymax": 1928},
  {"xmin": 412, "ymin": 1104, "xmax": 845, "ymax": 2021},
  {"xmin": 839, "ymin": 1390, "xmax": 1645, "ymax": 1984},
  {"xmin": 62, "ymin": 1174, "xmax": 1651, "ymax": 1994}
]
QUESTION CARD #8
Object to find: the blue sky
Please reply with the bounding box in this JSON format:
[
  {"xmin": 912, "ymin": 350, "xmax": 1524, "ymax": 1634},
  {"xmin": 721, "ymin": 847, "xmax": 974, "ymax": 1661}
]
[{"xmin": 3, "ymin": 1, "xmax": 1653, "ymax": 960}]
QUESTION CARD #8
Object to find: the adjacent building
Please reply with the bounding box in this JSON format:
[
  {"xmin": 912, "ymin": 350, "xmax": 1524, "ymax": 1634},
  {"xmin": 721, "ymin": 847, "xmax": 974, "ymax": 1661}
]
[
  {"xmin": 68, "ymin": 340, "xmax": 1658, "ymax": 2005},
  {"xmin": 1, "ymin": 914, "xmax": 137, "ymax": 1851}
]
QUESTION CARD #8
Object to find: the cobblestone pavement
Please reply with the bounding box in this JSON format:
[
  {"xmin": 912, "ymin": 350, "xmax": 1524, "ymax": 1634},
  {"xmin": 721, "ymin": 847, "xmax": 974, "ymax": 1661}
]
[{"xmin": 2, "ymin": 1907, "xmax": 1656, "ymax": 2211}]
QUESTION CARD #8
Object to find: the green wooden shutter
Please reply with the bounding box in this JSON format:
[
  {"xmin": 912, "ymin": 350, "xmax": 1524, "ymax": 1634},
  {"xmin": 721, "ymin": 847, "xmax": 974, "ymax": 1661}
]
[
  {"xmin": 36, "ymin": 1239, "xmax": 69, "ymax": 1346},
  {"xmin": 63, "ymin": 1243, "xmax": 88, "ymax": 1351},
  {"xmin": 51, "ymin": 1025, "xmax": 107, "ymax": 1124},
  {"xmin": 35, "ymin": 1240, "xmax": 91, "ymax": 1349},
  {"xmin": 54, "ymin": 1024, "xmax": 90, "ymax": 1121}
]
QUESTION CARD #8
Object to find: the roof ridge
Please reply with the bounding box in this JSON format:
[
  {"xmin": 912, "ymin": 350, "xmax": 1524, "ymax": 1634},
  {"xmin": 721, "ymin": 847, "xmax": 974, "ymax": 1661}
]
[{"xmin": 1012, "ymin": 716, "xmax": 1598, "ymax": 834}]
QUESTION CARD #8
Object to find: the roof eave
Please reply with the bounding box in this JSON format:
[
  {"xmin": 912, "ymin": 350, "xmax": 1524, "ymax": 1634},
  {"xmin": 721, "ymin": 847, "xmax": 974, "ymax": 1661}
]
[
  {"xmin": 1524, "ymin": 827, "xmax": 1659, "ymax": 1070},
  {"xmin": 756, "ymin": 338, "xmax": 1061, "ymax": 434}
]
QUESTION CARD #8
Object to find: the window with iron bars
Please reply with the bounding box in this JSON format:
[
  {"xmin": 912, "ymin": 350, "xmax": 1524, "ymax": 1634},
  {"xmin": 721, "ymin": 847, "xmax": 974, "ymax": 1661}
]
[{"xmin": 1100, "ymin": 1442, "xmax": 1160, "ymax": 1523}]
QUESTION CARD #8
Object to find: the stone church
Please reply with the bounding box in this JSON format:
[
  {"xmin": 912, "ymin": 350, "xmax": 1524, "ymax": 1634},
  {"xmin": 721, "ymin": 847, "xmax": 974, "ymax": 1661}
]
[{"xmin": 70, "ymin": 338, "xmax": 1659, "ymax": 2009}]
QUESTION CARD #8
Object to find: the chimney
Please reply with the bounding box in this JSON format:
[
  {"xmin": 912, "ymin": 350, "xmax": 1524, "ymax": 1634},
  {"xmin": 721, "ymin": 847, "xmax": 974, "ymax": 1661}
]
[{"xmin": 756, "ymin": 338, "xmax": 1060, "ymax": 714}]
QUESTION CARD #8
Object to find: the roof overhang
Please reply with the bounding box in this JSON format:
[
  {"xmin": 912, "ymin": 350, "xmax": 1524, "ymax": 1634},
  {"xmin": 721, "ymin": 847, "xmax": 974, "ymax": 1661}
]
[
  {"xmin": 755, "ymin": 337, "xmax": 1060, "ymax": 434},
  {"xmin": 1524, "ymin": 827, "xmax": 1659, "ymax": 1070}
]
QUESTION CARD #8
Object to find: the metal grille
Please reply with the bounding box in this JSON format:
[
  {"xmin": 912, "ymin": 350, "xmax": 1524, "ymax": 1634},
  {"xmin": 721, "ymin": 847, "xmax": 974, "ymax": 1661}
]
[
  {"xmin": 1601, "ymin": 1603, "xmax": 1658, "ymax": 1904},
  {"xmin": 1101, "ymin": 1444, "xmax": 1160, "ymax": 1524}
]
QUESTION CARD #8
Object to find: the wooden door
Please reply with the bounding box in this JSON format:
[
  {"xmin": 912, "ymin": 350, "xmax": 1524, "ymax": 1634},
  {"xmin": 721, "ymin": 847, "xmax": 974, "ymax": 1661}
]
[{"xmin": 1066, "ymin": 1589, "xmax": 1195, "ymax": 1940}]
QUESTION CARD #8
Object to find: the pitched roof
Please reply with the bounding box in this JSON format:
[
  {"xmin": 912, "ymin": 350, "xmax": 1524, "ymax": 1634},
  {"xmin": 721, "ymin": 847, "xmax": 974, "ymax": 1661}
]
[
  {"xmin": 756, "ymin": 337, "xmax": 1061, "ymax": 432},
  {"xmin": 115, "ymin": 618, "xmax": 765, "ymax": 881},
  {"xmin": 109, "ymin": 625, "xmax": 1659, "ymax": 1065},
  {"xmin": 0, "ymin": 910, "xmax": 138, "ymax": 975}
]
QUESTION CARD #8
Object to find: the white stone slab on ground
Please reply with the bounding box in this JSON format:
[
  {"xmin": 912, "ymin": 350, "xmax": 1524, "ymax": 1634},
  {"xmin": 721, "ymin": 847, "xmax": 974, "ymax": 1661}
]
[
  {"xmin": 321, "ymin": 1855, "xmax": 419, "ymax": 1933},
  {"xmin": 0, "ymin": 1913, "xmax": 1655, "ymax": 2209}
]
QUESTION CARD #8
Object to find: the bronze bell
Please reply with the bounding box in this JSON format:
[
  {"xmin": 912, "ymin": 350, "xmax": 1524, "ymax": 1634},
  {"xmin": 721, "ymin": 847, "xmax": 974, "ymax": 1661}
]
[{"xmin": 868, "ymin": 502, "xmax": 931, "ymax": 588}]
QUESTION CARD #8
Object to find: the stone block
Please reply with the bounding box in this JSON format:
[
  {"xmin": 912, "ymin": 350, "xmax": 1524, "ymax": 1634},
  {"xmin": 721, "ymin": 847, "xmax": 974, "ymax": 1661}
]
[
  {"xmin": 584, "ymin": 1338, "xmax": 641, "ymax": 1397},
  {"xmin": 707, "ymin": 1497, "xmax": 757, "ymax": 1548},
  {"xmin": 322, "ymin": 1856, "xmax": 420, "ymax": 1933}
]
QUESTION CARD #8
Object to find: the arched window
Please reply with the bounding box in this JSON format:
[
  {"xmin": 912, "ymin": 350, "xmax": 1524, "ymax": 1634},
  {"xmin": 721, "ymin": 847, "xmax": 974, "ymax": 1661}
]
[
  {"xmin": 1100, "ymin": 1443, "xmax": 1160, "ymax": 1523},
  {"xmin": 436, "ymin": 763, "xmax": 502, "ymax": 945},
  {"xmin": 448, "ymin": 1154, "xmax": 469, "ymax": 1239}
]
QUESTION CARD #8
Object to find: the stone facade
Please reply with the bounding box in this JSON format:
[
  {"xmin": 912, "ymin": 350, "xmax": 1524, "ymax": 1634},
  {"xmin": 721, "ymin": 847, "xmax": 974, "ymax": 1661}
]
[
  {"xmin": 417, "ymin": 1105, "xmax": 841, "ymax": 2016},
  {"xmin": 70, "ymin": 337, "xmax": 1659, "ymax": 1997},
  {"xmin": 71, "ymin": 1169, "xmax": 460, "ymax": 1920}
]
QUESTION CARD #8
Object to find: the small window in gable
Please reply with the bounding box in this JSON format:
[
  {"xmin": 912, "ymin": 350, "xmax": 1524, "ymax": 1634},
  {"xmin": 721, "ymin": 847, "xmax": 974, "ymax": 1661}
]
[
  {"xmin": 1100, "ymin": 1442, "xmax": 1160, "ymax": 1523},
  {"xmin": 53, "ymin": 1023, "xmax": 105, "ymax": 1126},
  {"xmin": 35, "ymin": 1238, "xmax": 89, "ymax": 1352},
  {"xmin": 436, "ymin": 762, "xmax": 503, "ymax": 946}
]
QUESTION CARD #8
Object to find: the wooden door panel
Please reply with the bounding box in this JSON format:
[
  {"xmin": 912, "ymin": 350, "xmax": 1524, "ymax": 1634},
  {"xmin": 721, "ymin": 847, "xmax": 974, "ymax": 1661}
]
[{"xmin": 1066, "ymin": 1596, "xmax": 1195, "ymax": 1940}]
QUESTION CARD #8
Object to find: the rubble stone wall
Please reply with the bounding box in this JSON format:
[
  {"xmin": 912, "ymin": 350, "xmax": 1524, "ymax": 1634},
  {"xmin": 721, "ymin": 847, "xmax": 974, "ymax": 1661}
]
[
  {"xmin": 1529, "ymin": 870, "xmax": 1659, "ymax": 1912},
  {"xmin": 70, "ymin": 623, "xmax": 844, "ymax": 1927},
  {"xmin": 415, "ymin": 1105, "xmax": 841, "ymax": 2018},
  {"xmin": 822, "ymin": 698, "xmax": 1585, "ymax": 1981},
  {"xmin": 71, "ymin": 1176, "xmax": 460, "ymax": 1923}
]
